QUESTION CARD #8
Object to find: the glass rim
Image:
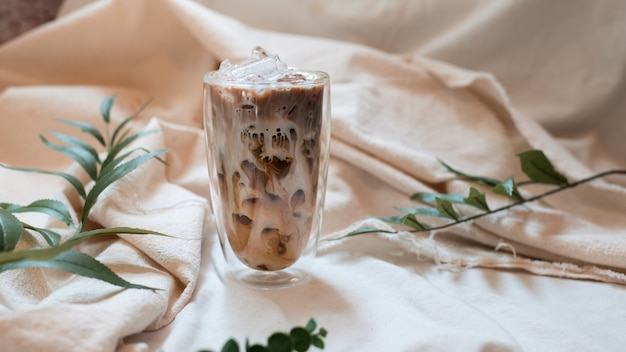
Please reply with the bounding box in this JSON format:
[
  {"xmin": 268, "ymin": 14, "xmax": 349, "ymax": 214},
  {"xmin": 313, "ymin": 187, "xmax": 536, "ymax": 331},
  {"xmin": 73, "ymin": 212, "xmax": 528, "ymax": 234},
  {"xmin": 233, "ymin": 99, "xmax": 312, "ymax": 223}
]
[{"xmin": 203, "ymin": 69, "xmax": 329, "ymax": 88}]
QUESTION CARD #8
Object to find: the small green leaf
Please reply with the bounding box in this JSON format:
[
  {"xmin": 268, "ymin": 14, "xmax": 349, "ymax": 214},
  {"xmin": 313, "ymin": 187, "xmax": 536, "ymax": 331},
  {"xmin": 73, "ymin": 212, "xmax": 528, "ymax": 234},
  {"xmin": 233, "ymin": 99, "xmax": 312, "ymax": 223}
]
[
  {"xmin": 0, "ymin": 164, "xmax": 86, "ymax": 199},
  {"xmin": 311, "ymin": 336, "xmax": 325, "ymax": 349},
  {"xmin": 0, "ymin": 209, "xmax": 23, "ymax": 252},
  {"xmin": 392, "ymin": 207, "xmax": 445, "ymax": 218},
  {"xmin": 440, "ymin": 160, "xmax": 501, "ymax": 186},
  {"xmin": 100, "ymin": 130, "xmax": 161, "ymax": 173},
  {"xmin": 99, "ymin": 149, "xmax": 140, "ymax": 176},
  {"xmin": 435, "ymin": 198, "xmax": 460, "ymax": 220},
  {"xmin": 247, "ymin": 345, "xmax": 269, "ymax": 352},
  {"xmin": 111, "ymin": 98, "xmax": 152, "ymax": 146},
  {"xmin": 267, "ymin": 333, "xmax": 292, "ymax": 352},
  {"xmin": 317, "ymin": 328, "xmax": 327, "ymax": 338},
  {"xmin": 291, "ymin": 327, "xmax": 312, "ymax": 352},
  {"xmin": 51, "ymin": 132, "xmax": 101, "ymax": 164},
  {"xmin": 464, "ymin": 187, "xmax": 490, "ymax": 211},
  {"xmin": 0, "ymin": 237, "xmax": 76, "ymax": 265},
  {"xmin": 100, "ymin": 94, "xmax": 117, "ymax": 123},
  {"xmin": 517, "ymin": 150, "xmax": 568, "ymax": 185},
  {"xmin": 401, "ymin": 214, "xmax": 429, "ymax": 231},
  {"xmin": 305, "ymin": 318, "xmax": 317, "ymax": 333},
  {"xmin": 1, "ymin": 199, "xmax": 74, "ymax": 228},
  {"xmin": 492, "ymin": 177, "xmax": 523, "ymax": 202},
  {"xmin": 57, "ymin": 119, "xmax": 105, "ymax": 146},
  {"xmin": 68, "ymin": 226, "xmax": 172, "ymax": 242},
  {"xmin": 40, "ymin": 135, "xmax": 98, "ymax": 180},
  {"xmin": 0, "ymin": 226, "xmax": 170, "ymax": 267},
  {"xmin": 25, "ymin": 226, "xmax": 62, "ymax": 246},
  {"xmin": 411, "ymin": 192, "xmax": 465, "ymax": 204},
  {"xmin": 82, "ymin": 149, "xmax": 168, "ymax": 224},
  {"xmin": 221, "ymin": 339, "xmax": 240, "ymax": 352},
  {"xmin": 377, "ymin": 215, "xmax": 408, "ymax": 225},
  {"xmin": 0, "ymin": 250, "xmax": 159, "ymax": 290}
]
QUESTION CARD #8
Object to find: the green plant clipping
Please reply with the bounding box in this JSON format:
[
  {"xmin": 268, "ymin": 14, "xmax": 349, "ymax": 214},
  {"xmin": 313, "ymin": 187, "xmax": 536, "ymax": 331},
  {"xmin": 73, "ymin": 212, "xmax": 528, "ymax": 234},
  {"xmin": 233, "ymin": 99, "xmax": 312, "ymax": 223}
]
[
  {"xmin": 337, "ymin": 149, "xmax": 626, "ymax": 240},
  {"xmin": 0, "ymin": 94, "xmax": 170, "ymax": 290},
  {"xmin": 200, "ymin": 318, "xmax": 328, "ymax": 352}
]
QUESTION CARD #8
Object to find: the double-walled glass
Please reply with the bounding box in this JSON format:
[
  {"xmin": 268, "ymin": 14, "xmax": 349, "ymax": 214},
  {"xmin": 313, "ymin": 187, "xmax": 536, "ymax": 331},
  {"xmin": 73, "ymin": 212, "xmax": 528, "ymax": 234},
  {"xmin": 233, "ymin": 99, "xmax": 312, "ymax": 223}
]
[{"xmin": 203, "ymin": 70, "xmax": 330, "ymax": 289}]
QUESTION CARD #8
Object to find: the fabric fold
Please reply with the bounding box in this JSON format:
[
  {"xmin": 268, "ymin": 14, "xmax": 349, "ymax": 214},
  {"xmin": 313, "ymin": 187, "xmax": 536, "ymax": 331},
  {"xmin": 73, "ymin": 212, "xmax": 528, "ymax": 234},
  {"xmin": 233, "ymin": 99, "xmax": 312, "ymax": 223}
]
[
  {"xmin": 88, "ymin": 118, "xmax": 210, "ymax": 328},
  {"xmin": 1, "ymin": 0, "xmax": 626, "ymax": 351}
]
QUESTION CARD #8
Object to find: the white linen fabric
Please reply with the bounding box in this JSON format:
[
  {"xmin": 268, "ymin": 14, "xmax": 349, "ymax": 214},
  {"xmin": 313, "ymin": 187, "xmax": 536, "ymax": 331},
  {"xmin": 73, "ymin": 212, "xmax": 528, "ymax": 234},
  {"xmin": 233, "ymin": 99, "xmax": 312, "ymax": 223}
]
[{"xmin": 1, "ymin": 0, "xmax": 625, "ymax": 351}]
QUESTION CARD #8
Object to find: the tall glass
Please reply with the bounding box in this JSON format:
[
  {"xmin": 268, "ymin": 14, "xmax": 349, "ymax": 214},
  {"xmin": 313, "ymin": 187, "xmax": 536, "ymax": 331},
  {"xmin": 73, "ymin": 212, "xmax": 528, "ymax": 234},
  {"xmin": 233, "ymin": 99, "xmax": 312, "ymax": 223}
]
[{"xmin": 203, "ymin": 60, "xmax": 330, "ymax": 289}]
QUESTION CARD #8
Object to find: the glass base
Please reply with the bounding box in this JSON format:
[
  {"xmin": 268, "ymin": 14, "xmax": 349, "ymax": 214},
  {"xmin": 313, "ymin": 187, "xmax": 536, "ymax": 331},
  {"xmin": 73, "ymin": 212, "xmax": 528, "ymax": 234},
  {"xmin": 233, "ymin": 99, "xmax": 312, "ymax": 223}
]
[{"xmin": 228, "ymin": 267, "xmax": 311, "ymax": 290}]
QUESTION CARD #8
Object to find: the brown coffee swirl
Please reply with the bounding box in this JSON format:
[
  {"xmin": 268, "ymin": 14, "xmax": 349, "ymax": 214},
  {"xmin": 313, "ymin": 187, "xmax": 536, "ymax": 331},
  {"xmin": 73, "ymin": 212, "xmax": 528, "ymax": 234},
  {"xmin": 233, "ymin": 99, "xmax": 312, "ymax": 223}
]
[{"xmin": 208, "ymin": 84, "xmax": 324, "ymax": 270}]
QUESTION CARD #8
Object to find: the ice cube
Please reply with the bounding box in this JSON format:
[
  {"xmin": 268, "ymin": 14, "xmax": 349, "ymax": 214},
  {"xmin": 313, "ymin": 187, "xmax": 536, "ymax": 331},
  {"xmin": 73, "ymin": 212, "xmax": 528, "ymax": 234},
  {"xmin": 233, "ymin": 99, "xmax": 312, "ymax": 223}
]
[
  {"xmin": 214, "ymin": 47, "xmax": 292, "ymax": 82},
  {"xmin": 231, "ymin": 57, "xmax": 288, "ymax": 81},
  {"xmin": 250, "ymin": 46, "xmax": 271, "ymax": 60},
  {"xmin": 218, "ymin": 59, "xmax": 233, "ymax": 72}
]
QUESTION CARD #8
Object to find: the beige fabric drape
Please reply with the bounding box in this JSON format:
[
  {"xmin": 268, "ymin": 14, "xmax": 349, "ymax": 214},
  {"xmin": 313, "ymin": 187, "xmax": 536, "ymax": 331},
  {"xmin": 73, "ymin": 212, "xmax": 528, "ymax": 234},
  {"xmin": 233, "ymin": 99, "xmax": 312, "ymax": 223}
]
[{"xmin": 1, "ymin": 0, "xmax": 625, "ymax": 350}]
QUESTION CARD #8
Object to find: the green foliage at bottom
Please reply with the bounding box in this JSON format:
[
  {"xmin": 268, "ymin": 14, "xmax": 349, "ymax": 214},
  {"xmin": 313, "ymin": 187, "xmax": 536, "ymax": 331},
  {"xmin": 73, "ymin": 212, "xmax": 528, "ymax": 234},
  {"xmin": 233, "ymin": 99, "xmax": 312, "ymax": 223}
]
[{"xmin": 200, "ymin": 318, "xmax": 328, "ymax": 352}]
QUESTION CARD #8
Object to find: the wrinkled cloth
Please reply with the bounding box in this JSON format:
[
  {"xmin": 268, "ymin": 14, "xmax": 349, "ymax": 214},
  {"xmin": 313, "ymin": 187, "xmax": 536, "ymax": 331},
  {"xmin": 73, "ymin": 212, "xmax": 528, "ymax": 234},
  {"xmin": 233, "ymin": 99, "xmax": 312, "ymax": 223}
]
[{"xmin": 1, "ymin": 0, "xmax": 626, "ymax": 351}]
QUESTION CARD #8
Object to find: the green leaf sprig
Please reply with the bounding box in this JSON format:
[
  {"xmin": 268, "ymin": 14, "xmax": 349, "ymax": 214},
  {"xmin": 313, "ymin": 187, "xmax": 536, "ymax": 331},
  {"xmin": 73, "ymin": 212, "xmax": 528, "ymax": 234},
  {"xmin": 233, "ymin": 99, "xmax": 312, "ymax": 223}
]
[
  {"xmin": 201, "ymin": 318, "xmax": 328, "ymax": 352},
  {"xmin": 0, "ymin": 95, "xmax": 170, "ymax": 290},
  {"xmin": 337, "ymin": 150, "xmax": 626, "ymax": 239}
]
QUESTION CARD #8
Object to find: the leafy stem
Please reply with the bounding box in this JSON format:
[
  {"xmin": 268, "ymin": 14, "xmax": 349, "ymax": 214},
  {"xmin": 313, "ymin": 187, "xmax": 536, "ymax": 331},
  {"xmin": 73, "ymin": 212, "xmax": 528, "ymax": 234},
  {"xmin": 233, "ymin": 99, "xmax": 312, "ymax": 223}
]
[
  {"xmin": 335, "ymin": 150, "xmax": 626, "ymax": 240},
  {"xmin": 201, "ymin": 318, "xmax": 328, "ymax": 352},
  {"xmin": 415, "ymin": 169, "xmax": 625, "ymax": 234},
  {"xmin": 0, "ymin": 95, "xmax": 169, "ymax": 290}
]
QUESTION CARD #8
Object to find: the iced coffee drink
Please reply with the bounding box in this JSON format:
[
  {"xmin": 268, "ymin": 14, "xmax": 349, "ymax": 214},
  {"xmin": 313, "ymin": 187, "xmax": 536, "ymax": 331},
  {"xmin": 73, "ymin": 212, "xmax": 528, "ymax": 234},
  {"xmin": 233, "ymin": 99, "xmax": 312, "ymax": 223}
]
[{"xmin": 204, "ymin": 47, "xmax": 330, "ymax": 278}]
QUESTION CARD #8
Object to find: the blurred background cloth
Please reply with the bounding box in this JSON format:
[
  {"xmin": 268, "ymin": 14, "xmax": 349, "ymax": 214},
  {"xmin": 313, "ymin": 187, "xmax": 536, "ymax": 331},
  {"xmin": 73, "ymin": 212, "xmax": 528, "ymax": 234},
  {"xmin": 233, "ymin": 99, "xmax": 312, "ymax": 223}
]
[
  {"xmin": 49, "ymin": 0, "xmax": 626, "ymax": 179},
  {"xmin": 0, "ymin": 0, "xmax": 63, "ymax": 44},
  {"xmin": 5, "ymin": 0, "xmax": 626, "ymax": 177}
]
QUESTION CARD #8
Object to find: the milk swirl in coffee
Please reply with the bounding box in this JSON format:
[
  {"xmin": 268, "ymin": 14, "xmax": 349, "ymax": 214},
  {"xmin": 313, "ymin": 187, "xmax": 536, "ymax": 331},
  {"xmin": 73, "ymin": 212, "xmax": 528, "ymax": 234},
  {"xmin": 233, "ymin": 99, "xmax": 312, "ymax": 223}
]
[{"xmin": 204, "ymin": 48, "xmax": 327, "ymax": 271}]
